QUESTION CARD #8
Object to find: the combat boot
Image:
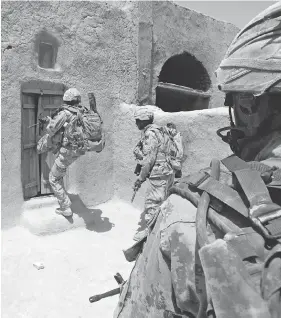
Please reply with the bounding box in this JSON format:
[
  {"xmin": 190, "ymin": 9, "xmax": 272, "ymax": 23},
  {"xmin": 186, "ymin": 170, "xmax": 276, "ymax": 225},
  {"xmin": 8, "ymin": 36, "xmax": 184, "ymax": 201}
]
[{"xmin": 55, "ymin": 207, "xmax": 73, "ymax": 217}]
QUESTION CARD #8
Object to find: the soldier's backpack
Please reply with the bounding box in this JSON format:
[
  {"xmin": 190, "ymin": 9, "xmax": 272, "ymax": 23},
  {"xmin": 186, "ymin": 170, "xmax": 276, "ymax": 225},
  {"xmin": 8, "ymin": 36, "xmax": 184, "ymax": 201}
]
[
  {"xmin": 149, "ymin": 125, "xmax": 184, "ymax": 177},
  {"xmin": 63, "ymin": 105, "xmax": 104, "ymax": 152},
  {"xmin": 162, "ymin": 126, "xmax": 184, "ymax": 174}
]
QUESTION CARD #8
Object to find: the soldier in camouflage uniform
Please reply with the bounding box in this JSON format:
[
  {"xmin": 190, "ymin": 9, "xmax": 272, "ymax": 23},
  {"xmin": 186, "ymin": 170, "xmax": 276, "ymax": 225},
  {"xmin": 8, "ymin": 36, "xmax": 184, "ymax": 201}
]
[
  {"xmin": 47, "ymin": 88, "xmax": 86, "ymax": 217},
  {"xmin": 114, "ymin": 4, "xmax": 281, "ymax": 318},
  {"xmin": 133, "ymin": 107, "xmax": 175, "ymax": 241}
]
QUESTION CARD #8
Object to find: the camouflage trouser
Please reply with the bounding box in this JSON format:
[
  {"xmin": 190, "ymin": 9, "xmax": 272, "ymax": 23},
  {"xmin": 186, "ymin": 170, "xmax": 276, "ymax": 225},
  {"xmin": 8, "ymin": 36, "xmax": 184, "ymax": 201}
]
[
  {"xmin": 49, "ymin": 147, "xmax": 82, "ymax": 209},
  {"xmin": 144, "ymin": 173, "xmax": 174, "ymax": 223}
]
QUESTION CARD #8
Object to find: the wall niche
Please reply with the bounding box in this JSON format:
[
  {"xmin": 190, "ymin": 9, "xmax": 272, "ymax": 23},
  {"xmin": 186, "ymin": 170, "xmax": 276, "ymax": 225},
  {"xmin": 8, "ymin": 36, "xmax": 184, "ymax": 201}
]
[
  {"xmin": 155, "ymin": 52, "xmax": 211, "ymax": 112},
  {"xmin": 34, "ymin": 30, "xmax": 59, "ymax": 69}
]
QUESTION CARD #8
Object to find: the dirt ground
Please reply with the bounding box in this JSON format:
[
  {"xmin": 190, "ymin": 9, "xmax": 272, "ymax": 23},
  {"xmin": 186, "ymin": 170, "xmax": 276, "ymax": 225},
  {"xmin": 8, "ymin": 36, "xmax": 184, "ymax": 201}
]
[{"xmin": 2, "ymin": 199, "xmax": 142, "ymax": 318}]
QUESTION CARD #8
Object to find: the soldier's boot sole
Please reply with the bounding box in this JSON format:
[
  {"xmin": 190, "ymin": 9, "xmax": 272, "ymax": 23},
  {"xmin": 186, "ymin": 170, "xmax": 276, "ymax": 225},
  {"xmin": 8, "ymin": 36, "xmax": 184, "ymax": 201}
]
[{"xmin": 55, "ymin": 208, "xmax": 73, "ymax": 217}]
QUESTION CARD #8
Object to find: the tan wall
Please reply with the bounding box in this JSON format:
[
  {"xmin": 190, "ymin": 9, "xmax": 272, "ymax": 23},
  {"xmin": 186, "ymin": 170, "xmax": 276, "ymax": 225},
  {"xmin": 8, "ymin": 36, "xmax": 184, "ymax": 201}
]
[
  {"xmin": 150, "ymin": 1, "xmax": 239, "ymax": 108},
  {"xmin": 1, "ymin": 0, "xmax": 237, "ymax": 228},
  {"xmin": 113, "ymin": 103, "xmax": 232, "ymax": 209},
  {"xmin": 1, "ymin": 1, "xmax": 139, "ymax": 228}
]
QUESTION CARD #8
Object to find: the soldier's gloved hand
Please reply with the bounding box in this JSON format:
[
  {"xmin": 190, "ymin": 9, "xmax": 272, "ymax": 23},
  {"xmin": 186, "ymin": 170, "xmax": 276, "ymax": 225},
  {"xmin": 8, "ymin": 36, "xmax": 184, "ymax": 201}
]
[
  {"xmin": 260, "ymin": 170, "xmax": 274, "ymax": 184},
  {"xmin": 39, "ymin": 116, "xmax": 51, "ymax": 124},
  {"xmin": 133, "ymin": 178, "xmax": 143, "ymax": 191},
  {"xmin": 249, "ymin": 161, "xmax": 279, "ymax": 185},
  {"xmin": 260, "ymin": 167, "xmax": 278, "ymax": 184}
]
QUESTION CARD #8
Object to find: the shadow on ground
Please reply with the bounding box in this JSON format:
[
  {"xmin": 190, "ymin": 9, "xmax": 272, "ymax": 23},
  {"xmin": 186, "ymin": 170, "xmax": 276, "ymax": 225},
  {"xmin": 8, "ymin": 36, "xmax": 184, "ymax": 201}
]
[{"xmin": 68, "ymin": 194, "xmax": 115, "ymax": 232}]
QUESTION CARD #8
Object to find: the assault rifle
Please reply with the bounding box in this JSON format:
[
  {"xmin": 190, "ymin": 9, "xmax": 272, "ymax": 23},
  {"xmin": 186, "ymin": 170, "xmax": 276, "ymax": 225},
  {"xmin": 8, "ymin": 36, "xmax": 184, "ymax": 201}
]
[
  {"xmin": 89, "ymin": 272, "xmax": 125, "ymax": 303},
  {"xmin": 131, "ymin": 176, "xmax": 143, "ymax": 203},
  {"xmin": 28, "ymin": 117, "xmax": 49, "ymax": 129}
]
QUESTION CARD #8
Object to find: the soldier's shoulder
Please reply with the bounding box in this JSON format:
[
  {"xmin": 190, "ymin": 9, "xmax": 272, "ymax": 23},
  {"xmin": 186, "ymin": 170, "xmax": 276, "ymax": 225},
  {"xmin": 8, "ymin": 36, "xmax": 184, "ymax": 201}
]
[
  {"xmin": 145, "ymin": 124, "xmax": 162, "ymax": 137},
  {"xmin": 58, "ymin": 106, "xmax": 79, "ymax": 117},
  {"xmin": 159, "ymin": 195, "xmax": 197, "ymax": 232}
]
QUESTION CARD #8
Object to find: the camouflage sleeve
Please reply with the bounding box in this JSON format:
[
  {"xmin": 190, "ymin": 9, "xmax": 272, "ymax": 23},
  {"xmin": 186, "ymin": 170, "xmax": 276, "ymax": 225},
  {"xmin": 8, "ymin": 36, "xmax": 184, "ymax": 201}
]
[
  {"xmin": 160, "ymin": 222, "xmax": 199, "ymax": 315},
  {"xmin": 46, "ymin": 110, "xmax": 68, "ymax": 137},
  {"xmin": 138, "ymin": 130, "xmax": 159, "ymax": 181},
  {"xmin": 133, "ymin": 141, "xmax": 144, "ymax": 161},
  {"xmin": 174, "ymin": 133, "xmax": 184, "ymax": 159}
]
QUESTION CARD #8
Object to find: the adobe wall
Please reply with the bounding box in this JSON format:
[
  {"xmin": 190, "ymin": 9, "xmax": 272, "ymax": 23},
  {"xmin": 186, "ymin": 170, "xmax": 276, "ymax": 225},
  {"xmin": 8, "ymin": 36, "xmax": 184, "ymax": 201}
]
[
  {"xmin": 137, "ymin": 1, "xmax": 239, "ymax": 108},
  {"xmin": 1, "ymin": 1, "xmax": 139, "ymax": 228},
  {"xmin": 1, "ymin": 0, "xmax": 237, "ymax": 229},
  {"xmin": 113, "ymin": 104, "xmax": 232, "ymax": 209}
]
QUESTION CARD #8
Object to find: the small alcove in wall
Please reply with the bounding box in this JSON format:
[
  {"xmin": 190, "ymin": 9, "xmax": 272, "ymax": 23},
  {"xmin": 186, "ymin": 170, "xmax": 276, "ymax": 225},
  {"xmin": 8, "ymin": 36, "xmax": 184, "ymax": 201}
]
[
  {"xmin": 34, "ymin": 30, "xmax": 59, "ymax": 69},
  {"xmin": 155, "ymin": 52, "xmax": 211, "ymax": 112}
]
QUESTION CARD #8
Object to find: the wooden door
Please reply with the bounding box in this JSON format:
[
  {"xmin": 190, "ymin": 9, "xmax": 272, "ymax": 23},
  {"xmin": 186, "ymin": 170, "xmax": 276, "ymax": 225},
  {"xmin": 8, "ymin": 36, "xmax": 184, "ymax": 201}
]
[
  {"xmin": 22, "ymin": 94, "xmax": 40, "ymax": 198},
  {"xmin": 21, "ymin": 81, "xmax": 66, "ymax": 199},
  {"xmin": 38, "ymin": 94, "xmax": 66, "ymax": 194}
]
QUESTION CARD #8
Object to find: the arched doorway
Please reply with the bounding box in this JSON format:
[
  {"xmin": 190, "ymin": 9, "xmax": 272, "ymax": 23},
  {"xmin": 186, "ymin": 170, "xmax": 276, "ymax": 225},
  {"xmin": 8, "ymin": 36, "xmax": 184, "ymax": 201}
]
[{"xmin": 156, "ymin": 52, "xmax": 211, "ymax": 112}]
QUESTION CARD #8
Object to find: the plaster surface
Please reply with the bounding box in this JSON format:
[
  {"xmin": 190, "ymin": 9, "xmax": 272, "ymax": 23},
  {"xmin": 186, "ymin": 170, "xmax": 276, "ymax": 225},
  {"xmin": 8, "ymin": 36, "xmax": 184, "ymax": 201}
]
[
  {"xmin": 1, "ymin": 0, "xmax": 237, "ymax": 229},
  {"xmin": 1, "ymin": 1, "xmax": 139, "ymax": 228}
]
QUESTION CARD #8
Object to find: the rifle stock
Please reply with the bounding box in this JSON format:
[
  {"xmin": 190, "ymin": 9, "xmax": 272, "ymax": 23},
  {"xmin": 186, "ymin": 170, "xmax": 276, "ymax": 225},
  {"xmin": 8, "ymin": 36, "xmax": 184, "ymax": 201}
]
[{"xmin": 88, "ymin": 92, "xmax": 98, "ymax": 113}]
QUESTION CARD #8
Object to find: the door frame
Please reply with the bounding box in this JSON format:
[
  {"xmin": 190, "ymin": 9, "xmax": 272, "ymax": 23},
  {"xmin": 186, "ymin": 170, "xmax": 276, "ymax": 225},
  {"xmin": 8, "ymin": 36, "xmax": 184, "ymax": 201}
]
[{"xmin": 21, "ymin": 80, "xmax": 67, "ymax": 199}]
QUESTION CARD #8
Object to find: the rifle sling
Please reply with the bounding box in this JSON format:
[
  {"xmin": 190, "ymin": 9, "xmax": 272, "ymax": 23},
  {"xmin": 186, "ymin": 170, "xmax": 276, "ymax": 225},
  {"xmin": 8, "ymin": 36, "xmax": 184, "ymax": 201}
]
[
  {"xmin": 221, "ymin": 155, "xmax": 281, "ymax": 239},
  {"xmin": 198, "ymin": 177, "xmax": 263, "ymax": 260},
  {"xmin": 198, "ymin": 177, "xmax": 248, "ymax": 218}
]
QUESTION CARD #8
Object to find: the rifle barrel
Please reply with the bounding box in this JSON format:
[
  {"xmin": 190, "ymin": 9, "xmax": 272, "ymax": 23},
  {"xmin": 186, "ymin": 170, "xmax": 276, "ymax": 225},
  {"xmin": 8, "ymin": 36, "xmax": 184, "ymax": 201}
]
[
  {"xmin": 131, "ymin": 190, "xmax": 137, "ymax": 203},
  {"xmin": 28, "ymin": 123, "xmax": 39, "ymax": 129},
  {"xmin": 89, "ymin": 287, "xmax": 120, "ymax": 303}
]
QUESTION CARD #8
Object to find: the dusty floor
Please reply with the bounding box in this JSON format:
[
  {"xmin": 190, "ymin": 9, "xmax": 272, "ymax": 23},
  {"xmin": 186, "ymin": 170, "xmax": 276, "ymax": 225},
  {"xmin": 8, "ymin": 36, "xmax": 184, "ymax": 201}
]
[{"xmin": 2, "ymin": 199, "xmax": 142, "ymax": 318}]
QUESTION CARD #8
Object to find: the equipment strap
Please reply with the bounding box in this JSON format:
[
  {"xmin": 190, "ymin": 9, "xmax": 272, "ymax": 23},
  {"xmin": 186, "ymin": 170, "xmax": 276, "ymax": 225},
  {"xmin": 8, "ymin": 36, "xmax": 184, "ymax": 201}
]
[
  {"xmin": 221, "ymin": 155, "xmax": 281, "ymax": 240},
  {"xmin": 198, "ymin": 177, "xmax": 248, "ymax": 218}
]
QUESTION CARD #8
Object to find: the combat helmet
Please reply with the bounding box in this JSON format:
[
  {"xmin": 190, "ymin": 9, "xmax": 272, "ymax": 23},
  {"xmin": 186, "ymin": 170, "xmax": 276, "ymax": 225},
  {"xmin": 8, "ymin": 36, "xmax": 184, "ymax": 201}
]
[
  {"xmin": 215, "ymin": 3, "xmax": 281, "ymax": 157},
  {"xmin": 63, "ymin": 88, "xmax": 81, "ymax": 103}
]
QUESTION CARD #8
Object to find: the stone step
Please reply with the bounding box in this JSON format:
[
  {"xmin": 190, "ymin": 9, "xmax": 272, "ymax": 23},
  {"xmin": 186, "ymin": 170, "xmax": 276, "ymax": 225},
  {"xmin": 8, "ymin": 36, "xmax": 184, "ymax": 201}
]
[
  {"xmin": 22, "ymin": 195, "xmax": 58, "ymax": 210},
  {"xmin": 20, "ymin": 194, "xmax": 104, "ymax": 236}
]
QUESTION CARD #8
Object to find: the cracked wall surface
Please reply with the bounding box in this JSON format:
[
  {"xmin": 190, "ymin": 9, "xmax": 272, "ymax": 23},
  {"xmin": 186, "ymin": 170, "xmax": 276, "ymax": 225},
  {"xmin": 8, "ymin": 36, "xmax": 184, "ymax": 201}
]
[{"xmin": 1, "ymin": 1, "xmax": 139, "ymax": 228}]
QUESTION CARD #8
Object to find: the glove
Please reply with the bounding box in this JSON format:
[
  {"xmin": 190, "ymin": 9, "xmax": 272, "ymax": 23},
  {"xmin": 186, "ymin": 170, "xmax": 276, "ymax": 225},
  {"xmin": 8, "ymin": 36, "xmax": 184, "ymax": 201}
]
[
  {"xmin": 133, "ymin": 178, "xmax": 143, "ymax": 191},
  {"xmin": 134, "ymin": 163, "xmax": 142, "ymax": 176},
  {"xmin": 249, "ymin": 161, "xmax": 278, "ymax": 184},
  {"xmin": 39, "ymin": 116, "xmax": 51, "ymax": 124}
]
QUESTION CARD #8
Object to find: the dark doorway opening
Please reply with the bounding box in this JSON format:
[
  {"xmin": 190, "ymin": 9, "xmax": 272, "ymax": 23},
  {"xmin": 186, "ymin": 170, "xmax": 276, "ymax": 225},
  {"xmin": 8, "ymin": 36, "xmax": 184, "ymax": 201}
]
[{"xmin": 156, "ymin": 52, "xmax": 211, "ymax": 112}]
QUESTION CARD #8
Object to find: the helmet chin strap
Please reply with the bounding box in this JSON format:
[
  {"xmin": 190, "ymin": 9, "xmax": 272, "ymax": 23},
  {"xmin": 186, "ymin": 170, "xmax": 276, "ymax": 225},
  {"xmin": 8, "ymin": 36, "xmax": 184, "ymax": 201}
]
[{"xmin": 216, "ymin": 105, "xmax": 246, "ymax": 155}]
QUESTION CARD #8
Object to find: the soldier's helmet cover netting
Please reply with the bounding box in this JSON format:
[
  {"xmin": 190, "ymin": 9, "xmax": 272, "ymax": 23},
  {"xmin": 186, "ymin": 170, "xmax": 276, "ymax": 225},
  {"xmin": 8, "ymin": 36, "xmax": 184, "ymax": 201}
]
[
  {"xmin": 134, "ymin": 107, "xmax": 154, "ymax": 121},
  {"xmin": 63, "ymin": 88, "xmax": 81, "ymax": 102},
  {"xmin": 215, "ymin": 3, "xmax": 281, "ymax": 149}
]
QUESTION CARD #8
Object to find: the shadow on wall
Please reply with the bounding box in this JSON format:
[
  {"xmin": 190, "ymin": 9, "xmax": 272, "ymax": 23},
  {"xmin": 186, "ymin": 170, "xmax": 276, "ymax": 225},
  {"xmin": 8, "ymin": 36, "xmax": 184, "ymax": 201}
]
[
  {"xmin": 68, "ymin": 194, "xmax": 115, "ymax": 232},
  {"xmin": 156, "ymin": 51, "xmax": 211, "ymax": 112}
]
